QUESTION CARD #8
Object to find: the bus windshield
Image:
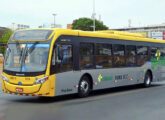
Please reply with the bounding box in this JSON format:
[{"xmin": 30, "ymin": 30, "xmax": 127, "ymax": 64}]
[{"xmin": 4, "ymin": 43, "xmax": 50, "ymax": 72}]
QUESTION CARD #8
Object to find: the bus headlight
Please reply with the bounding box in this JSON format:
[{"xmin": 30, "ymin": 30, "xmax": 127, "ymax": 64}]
[
  {"xmin": 1, "ymin": 74, "xmax": 9, "ymax": 82},
  {"xmin": 34, "ymin": 76, "xmax": 48, "ymax": 85}
]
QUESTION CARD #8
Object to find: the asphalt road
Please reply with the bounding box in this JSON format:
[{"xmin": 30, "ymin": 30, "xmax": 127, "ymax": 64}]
[{"xmin": 1, "ymin": 82, "xmax": 165, "ymax": 120}]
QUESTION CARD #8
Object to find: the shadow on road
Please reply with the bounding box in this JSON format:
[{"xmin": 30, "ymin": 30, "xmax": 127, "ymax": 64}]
[
  {"xmin": 91, "ymin": 83, "xmax": 162, "ymax": 96},
  {"xmin": 7, "ymin": 82, "xmax": 164, "ymax": 104}
]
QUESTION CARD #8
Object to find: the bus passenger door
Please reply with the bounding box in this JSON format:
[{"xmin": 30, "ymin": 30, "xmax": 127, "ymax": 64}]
[
  {"xmin": 50, "ymin": 44, "xmax": 75, "ymax": 96},
  {"xmin": 159, "ymin": 48, "xmax": 165, "ymax": 81},
  {"xmin": 151, "ymin": 47, "xmax": 161, "ymax": 81},
  {"xmin": 113, "ymin": 44, "xmax": 131, "ymax": 86}
]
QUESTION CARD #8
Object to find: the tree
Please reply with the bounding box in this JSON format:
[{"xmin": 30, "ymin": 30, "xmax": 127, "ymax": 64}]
[
  {"xmin": 0, "ymin": 29, "xmax": 13, "ymax": 55},
  {"xmin": 72, "ymin": 17, "xmax": 109, "ymax": 31}
]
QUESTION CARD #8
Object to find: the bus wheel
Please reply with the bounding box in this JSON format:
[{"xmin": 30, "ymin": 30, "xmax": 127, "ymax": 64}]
[
  {"xmin": 78, "ymin": 76, "xmax": 91, "ymax": 97},
  {"xmin": 144, "ymin": 72, "xmax": 151, "ymax": 87}
]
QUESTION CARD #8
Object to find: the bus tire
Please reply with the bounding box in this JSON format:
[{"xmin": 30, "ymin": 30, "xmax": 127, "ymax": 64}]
[
  {"xmin": 143, "ymin": 72, "xmax": 151, "ymax": 87},
  {"xmin": 78, "ymin": 76, "xmax": 91, "ymax": 97}
]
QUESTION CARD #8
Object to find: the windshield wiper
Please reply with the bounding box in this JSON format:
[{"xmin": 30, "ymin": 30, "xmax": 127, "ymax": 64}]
[
  {"xmin": 4, "ymin": 48, "xmax": 11, "ymax": 63},
  {"xmin": 24, "ymin": 42, "xmax": 39, "ymax": 61},
  {"xmin": 16, "ymin": 40, "xmax": 21, "ymax": 53},
  {"xmin": 28, "ymin": 42, "xmax": 39, "ymax": 54},
  {"xmin": 19, "ymin": 48, "xmax": 23, "ymax": 63},
  {"xmin": 15, "ymin": 40, "xmax": 23, "ymax": 63}
]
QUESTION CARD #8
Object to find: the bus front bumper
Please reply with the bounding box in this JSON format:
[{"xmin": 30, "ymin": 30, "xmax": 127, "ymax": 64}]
[{"xmin": 2, "ymin": 81, "xmax": 51, "ymax": 96}]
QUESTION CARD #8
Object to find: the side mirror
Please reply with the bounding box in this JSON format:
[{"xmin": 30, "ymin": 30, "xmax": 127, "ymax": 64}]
[
  {"xmin": 6, "ymin": 48, "xmax": 11, "ymax": 53},
  {"xmin": 6, "ymin": 48, "xmax": 11, "ymax": 56},
  {"xmin": 58, "ymin": 46, "xmax": 64, "ymax": 60},
  {"xmin": 4, "ymin": 48, "xmax": 11, "ymax": 61}
]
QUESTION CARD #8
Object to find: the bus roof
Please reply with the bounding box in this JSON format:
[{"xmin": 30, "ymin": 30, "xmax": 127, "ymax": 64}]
[
  {"xmin": 52, "ymin": 28, "xmax": 165, "ymax": 44},
  {"xmin": 14, "ymin": 28, "xmax": 165, "ymax": 44}
]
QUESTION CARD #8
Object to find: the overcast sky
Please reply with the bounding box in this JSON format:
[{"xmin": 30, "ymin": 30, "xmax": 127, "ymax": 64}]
[{"xmin": 0, "ymin": 0, "xmax": 165, "ymax": 29}]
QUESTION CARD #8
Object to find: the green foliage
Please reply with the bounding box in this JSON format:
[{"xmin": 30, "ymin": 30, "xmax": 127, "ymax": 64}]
[
  {"xmin": 0, "ymin": 46, "xmax": 6, "ymax": 55},
  {"xmin": 0, "ymin": 29, "xmax": 13, "ymax": 55},
  {"xmin": 0, "ymin": 29, "xmax": 13, "ymax": 43},
  {"xmin": 72, "ymin": 17, "xmax": 109, "ymax": 31}
]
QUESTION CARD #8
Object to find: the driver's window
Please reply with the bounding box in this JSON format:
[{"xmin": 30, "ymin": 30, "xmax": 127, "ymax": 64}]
[
  {"xmin": 51, "ymin": 44, "xmax": 73, "ymax": 74},
  {"xmin": 56, "ymin": 44, "xmax": 73, "ymax": 73}
]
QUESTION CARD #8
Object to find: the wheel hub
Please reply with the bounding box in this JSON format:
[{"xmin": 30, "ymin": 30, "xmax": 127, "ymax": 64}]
[
  {"xmin": 80, "ymin": 80, "xmax": 89, "ymax": 93},
  {"xmin": 146, "ymin": 77, "xmax": 150, "ymax": 85}
]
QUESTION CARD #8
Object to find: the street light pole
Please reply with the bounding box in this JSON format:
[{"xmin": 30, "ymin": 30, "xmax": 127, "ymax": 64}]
[
  {"xmin": 93, "ymin": 0, "xmax": 96, "ymax": 31},
  {"xmin": 52, "ymin": 13, "xmax": 57, "ymax": 28},
  {"xmin": 12, "ymin": 23, "xmax": 15, "ymax": 31}
]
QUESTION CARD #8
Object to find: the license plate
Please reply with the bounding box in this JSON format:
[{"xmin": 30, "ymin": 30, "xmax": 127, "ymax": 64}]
[{"xmin": 16, "ymin": 87, "xmax": 23, "ymax": 92}]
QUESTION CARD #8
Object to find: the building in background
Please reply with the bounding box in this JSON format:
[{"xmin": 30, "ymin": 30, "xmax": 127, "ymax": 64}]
[
  {"xmin": 42, "ymin": 24, "xmax": 51, "ymax": 28},
  {"xmin": 67, "ymin": 24, "xmax": 72, "ymax": 29},
  {"xmin": 50, "ymin": 24, "xmax": 62, "ymax": 28},
  {"xmin": 38, "ymin": 23, "xmax": 62, "ymax": 28},
  {"xmin": 113, "ymin": 23, "xmax": 165, "ymax": 40},
  {"xmin": 9, "ymin": 23, "xmax": 30, "ymax": 31}
]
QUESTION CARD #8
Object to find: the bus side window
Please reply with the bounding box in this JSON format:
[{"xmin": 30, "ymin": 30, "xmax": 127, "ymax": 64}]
[
  {"xmin": 55, "ymin": 44, "xmax": 73, "ymax": 73},
  {"xmin": 151, "ymin": 47, "xmax": 158, "ymax": 62},
  {"xmin": 137, "ymin": 46, "xmax": 148, "ymax": 66},
  {"xmin": 113, "ymin": 44, "xmax": 125, "ymax": 67},
  {"xmin": 95, "ymin": 43, "xmax": 112, "ymax": 69},
  {"xmin": 80, "ymin": 43, "xmax": 94, "ymax": 69},
  {"xmin": 126, "ymin": 45, "xmax": 136, "ymax": 67},
  {"xmin": 160, "ymin": 48, "xmax": 165, "ymax": 60}
]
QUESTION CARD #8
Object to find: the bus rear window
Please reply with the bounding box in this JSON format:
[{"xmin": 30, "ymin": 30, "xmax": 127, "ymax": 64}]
[{"xmin": 13, "ymin": 30, "xmax": 53, "ymax": 40}]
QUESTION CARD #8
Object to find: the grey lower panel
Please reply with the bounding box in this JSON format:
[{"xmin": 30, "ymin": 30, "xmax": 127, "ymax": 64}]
[
  {"xmin": 55, "ymin": 71, "xmax": 81, "ymax": 96},
  {"xmin": 54, "ymin": 63, "xmax": 159, "ymax": 96}
]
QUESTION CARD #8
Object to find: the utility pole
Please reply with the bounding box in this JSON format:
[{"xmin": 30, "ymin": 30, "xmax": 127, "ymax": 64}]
[
  {"xmin": 99, "ymin": 15, "xmax": 101, "ymax": 22},
  {"xmin": 93, "ymin": 0, "xmax": 96, "ymax": 31},
  {"xmin": 52, "ymin": 13, "xmax": 57, "ymax": 28},
  {"xmin": 128, "ymin": 19, "xmax": 131, "ymax": 28},
  {"xmin": 12, "ymin": 23, "xmax": 15, "ymax": 31}
]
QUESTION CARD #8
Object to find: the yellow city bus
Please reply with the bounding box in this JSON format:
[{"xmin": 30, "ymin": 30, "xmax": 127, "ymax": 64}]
[{"xmin": 2, "ymin": 28, "xmax": 165, "ymax": 97}]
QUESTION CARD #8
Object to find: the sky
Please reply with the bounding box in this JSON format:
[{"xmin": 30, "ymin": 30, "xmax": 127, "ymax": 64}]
[{"xmin": 0, "ymin": 0, "xmax": 165, "ymax": 29}]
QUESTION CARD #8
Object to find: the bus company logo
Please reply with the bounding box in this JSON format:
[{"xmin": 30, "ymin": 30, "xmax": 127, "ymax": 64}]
[
  {"xmin": 16, "ymin": 73, "xmax": 25, "ymax": 76},
  {"xmin": 155, "ymin": 49, "xmax": 161, "ymax": 61},
  {"xmin": 98, "ymin": 74, "xmax": 103, "ymax": 83},
  {"xmin": 18, "ymin": 81, "xmax": 22, "ymax": 85}
]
